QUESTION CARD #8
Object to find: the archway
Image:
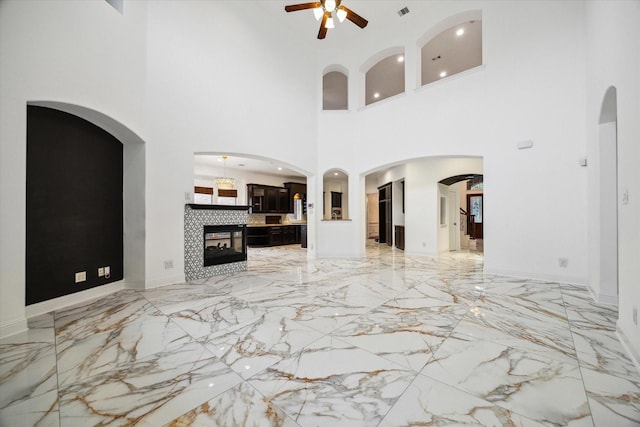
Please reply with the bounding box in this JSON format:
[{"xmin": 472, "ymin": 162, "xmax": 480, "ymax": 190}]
[
  {"xmin": 362, "ymin": 156, "xmax": 483, "ymax": 257},
  {"xmin": 27, "ymin": 101, "xmax": 146, "ymax": 290},
  {"xmin": 595, "ymin": 87, "xmax": 619, "ymax": 304}
]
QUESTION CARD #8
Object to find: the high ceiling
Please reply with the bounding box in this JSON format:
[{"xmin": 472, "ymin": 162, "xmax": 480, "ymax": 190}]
[
  {"xmin": 257, "ymin": 1, "xmax": 435, "ymax": 49},
  {"xmin": 195, "ymin": 1, "xmax": 481, "ymax": 180}
]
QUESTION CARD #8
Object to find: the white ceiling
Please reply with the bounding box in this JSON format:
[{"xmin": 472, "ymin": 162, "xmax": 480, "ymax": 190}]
[{"xmin": 195, "ymin": 154, "xmax": 305, "ymax": 179}]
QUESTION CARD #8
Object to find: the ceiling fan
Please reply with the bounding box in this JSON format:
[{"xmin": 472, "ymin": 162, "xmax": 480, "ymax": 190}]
[{"xmin": 284, "ymin": 0, "xmax": 368, "ymax": 40}]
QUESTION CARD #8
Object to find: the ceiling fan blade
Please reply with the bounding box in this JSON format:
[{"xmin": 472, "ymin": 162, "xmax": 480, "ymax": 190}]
[
  {"xmin": 285, "ymin": 2, "xmax": 321, "ymax": 12},
  {"xmin": 339, "ymin": 5, "xmax": 368, "ymax": 28},
  {"xmin": 318, "ymin": 11, "xmax": 329, "ymax": 39}
]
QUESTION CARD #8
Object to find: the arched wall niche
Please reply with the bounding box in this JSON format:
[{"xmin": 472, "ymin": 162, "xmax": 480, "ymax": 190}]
[
  {"xmin": 360, "ymin": 46, "xmax": 405, "ymax": 107},
  {"xmin": 323, "ymin": 72, "xmax": 348, "ymax": 111},
  {"xmin": 27, "ymin": 101, "xmax": 146, "ymax": 290},
  {"xmin": 416, "ymin": 9, "xmax": 483, "ymax": 87},
  {"xmin": 599, "ymin": 86, "xmax": 617, "ymax": 124},
  {"xmin": 322, "ymin": 168, "xmax": 349, "ymax": 220}
]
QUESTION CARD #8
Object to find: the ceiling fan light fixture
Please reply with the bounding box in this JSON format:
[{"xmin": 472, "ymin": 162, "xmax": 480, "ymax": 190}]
[
  {"xmin": 313, "ymin": 7, "xmax": 324, "ymax": 20},
  {"xmin": 325, "ymin": 16, "xmax": 335, "ymax": 29},
  {"xmin": 324, "ymin": 0, "xmax": 337, "ymax": 13},
  {"xmin": 336, "ymin": 8, "xmax": 347, "ymax": 22}
]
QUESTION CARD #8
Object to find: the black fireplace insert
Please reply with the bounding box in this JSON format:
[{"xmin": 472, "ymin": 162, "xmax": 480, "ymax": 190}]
[{"xmin": 203, "ymin": 225, "xmax": 247, "ymax": 267}]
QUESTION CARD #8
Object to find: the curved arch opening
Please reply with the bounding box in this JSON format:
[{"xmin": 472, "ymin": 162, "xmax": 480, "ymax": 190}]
[
  {"xmin": 323, "ymin": 71, "xmax": 348, "ymax": 110},
  {"xmin": 419, "ymin": 10, "xmax": 483, "ymax": 86},
  {"xmin": 363, "ymin": 156, "xmax": 483, "ymax": 255},
  {"xmin": 593, "ymin": 86, "xmax": 618, "ymax": 304},
  {"xmin": 26, "ymin": 101, "xmax": 146, "ymax": 297},
  {"xmin": 323, "ymin": 168, "xmax": 349, "ymax": 220},
  {"xmin": 363, "ymin": 47, "xmax": 405, "ymax": 106}
]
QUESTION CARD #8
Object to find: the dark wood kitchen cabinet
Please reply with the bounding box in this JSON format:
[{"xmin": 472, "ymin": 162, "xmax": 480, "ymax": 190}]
[
  {"xmin": 247, "ymin": 184, "xmax": 291, "ymax": 213},
  {"xmin": 247, "ymin": 225, "xmax": 302, "ymax": 247},
  {"xmin": 284, "ymin": 182, "xmax": 307, "ymax": 214}
]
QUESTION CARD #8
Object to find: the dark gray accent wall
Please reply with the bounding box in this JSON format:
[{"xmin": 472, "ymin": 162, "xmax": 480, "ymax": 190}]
[{"xmin": 26, "ymin": 106, "xmax": 123, "ymax": 305}]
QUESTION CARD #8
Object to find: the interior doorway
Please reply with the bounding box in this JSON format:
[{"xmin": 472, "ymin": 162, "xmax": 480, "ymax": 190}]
[
  {"xmin": 366, "ymin": 193, "xmax": 379, "ymax": 239},
  {"xmin": 467, "ymin": 193, "xmax": 483, "ymax": 239},
  {"xmin": 596, "ymin": 86, "xmax": 619, "ymax": 304},
  {"xmin": 378, "ymin": 182, "xmax": 392, "ymax": 246}
]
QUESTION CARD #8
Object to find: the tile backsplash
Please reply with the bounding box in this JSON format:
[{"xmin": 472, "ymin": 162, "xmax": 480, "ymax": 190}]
[{"xmin": 248, "ymin": 213, "xmax": 306, "ymax": 225}]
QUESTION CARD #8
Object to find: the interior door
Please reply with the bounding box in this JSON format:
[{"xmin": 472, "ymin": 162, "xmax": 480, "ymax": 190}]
[{"xmin": 467, "ymin": 194, "xmax": 483, "ymax": 239}]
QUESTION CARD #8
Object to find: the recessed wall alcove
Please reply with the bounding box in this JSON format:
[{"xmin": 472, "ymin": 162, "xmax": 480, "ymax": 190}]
[
  {"xmin": 26, "ymin": 101, "xmax": 146, "ymax": 307},
  {"xmin": 323, "ymin": 168, "xmax": 349, "ymax": 220}
]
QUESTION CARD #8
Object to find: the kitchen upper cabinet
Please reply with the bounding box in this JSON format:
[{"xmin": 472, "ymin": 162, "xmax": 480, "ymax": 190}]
[
  {"xmin": 284, "ymin": 182, "xmax": 306, "ymax": 214},
  {"xmin": 247, "ymin": 184, "xmax": 291, "ymax": 213}
]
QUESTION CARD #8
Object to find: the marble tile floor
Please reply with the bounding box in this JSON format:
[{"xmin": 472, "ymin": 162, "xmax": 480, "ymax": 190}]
[{"xmin": 1, "ymin": 243, "xmax": 639, "ymax": 426}]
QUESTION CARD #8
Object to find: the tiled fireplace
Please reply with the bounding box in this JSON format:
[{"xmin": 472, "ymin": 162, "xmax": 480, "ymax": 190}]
[{"xmin": 184, "ymin": 204, "xmax": 249, "ymax": 280}]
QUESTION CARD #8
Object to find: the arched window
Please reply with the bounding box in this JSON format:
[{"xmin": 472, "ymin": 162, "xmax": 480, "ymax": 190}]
[
  {"xmin": 365, "ymin": 52, "xmax": 405, "ymax": 105},
  {"xmin": 323, "ymin": 71, "xmax": 348, "ymax": 110},
  {"xmin": 421, "ymin": 19, "xmax": 482, "ymax": 85}
]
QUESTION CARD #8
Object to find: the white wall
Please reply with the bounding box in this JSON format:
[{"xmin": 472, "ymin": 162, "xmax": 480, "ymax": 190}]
[
  {"xmin": 317, "ymin": 1, "xmax": 589, "ymax": 284},
  {"xmin": 0, "ymin": 0, "xmax": 148, "ymax": 336},
  {"xmin": 0, "ymin": 0, "xmax": 317, "ymax": 335},
  {"xmin": 585, "ymin": 1, "xmax": 640, "ymax": 366},
  {"xmin": 142, "ymin": 1, "xmax": 318, "ymax": 288}
]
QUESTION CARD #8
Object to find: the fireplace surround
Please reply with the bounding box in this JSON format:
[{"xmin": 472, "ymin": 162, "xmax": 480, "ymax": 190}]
[{"xmin": 184, "ymin": 204, "xmax": 249, "ymax": 280}]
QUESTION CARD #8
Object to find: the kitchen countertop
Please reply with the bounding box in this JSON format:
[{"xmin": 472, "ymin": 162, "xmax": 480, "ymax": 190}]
[{"xmin": 247, "ymin": 223, "xmax": 306, "ymax": 227}]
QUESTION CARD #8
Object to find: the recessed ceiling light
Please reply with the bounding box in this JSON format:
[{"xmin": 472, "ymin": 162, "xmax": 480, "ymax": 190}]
[
  {"xmin": 373, "ymin": 92, "xmax": 380, "ymax": 98},
  {"xmin": 278, "ymin": 167, "xmax": 283, "ymax": 171},
  {"xmin": 397, "ymin": 55, "xmax": 404, "ymax": 63},
  {"xmin": 456, "ymin": 28, "xmax": 464, "ymax": 36},
  {"xmin": 440, "ymin": 71, "xmax": 447, "ymax": 78},
  {"xmin": 334, "ymin": 172, "xmax": 339, "ymax": 176}
]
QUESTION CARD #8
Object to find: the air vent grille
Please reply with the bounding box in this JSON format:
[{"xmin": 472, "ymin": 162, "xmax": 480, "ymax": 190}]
[{"xmin": 397, "ymin": 7, "xmax": 409, "ymax": 17}]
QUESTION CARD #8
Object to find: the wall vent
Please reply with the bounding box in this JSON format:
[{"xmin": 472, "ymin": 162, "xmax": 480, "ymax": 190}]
[{"xmin": 397, "ymin": 7, "xmax": 410, "ymax": 17}]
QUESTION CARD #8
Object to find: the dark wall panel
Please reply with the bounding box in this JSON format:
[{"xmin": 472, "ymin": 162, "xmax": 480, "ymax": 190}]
[{"xmin": 26, "ymin": 106, "xmax": 123, "ymax": 305}]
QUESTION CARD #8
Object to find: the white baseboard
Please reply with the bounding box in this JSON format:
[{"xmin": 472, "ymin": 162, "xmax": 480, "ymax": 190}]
[
  {"xmin": 0, "ymin": 318, "xmax": 29, "ymax": 340},
  {"xmin": 597, "ymin": 292, "xmax": 619, "ymax": 306},
  {"xmin": 484, "ymin": 267, "xmax": 587, "ymax": 286},
  {"xmin": 143, "ymin": 274, "xmax": 185, "ymax": 289},
  {"xmin": 616, "ymin": 327, "xmax": 640, "ymax": 376},
  {"xmin": 25, "ymin": 281, "xmax": 125, "ymax": 319}
]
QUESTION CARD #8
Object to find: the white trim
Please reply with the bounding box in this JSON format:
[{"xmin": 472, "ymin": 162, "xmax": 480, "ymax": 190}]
[
  {"xmin": 414, "ymin": 64, "xmax": 486, "ymax": 94},
  {"xmin": 25, "ymin": 281, "xmax": 125, "ymax": 319},
  {"xmin": 616, "ymin": 327, "xmax": 640, "ymax": 377},
  {"xmin": 0, "ymin": 318, "xmax": 29, "ymax": 340},
  {"xmin": 484, "ymin": 267, "xmax": 587, "ymax": 286},
  {"xmin": 124, "ymin": 280, "xmax": 146, "ymax": 290},
  {"xmin": 143, "ymin": 275, "xmax": 185, "ymax": 289},
  {"xmin": 597, "ymin": 292, "xmax": 619, "ymax": 306}
]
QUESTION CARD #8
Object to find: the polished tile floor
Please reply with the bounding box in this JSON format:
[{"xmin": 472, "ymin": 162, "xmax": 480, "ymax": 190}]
[{"xmin": 1, "ymin": 243, "xmax": 639, "ymax": 426}]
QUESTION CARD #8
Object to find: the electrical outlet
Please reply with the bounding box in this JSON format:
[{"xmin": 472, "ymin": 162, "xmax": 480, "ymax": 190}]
[
  {"xmin": 98, "ymin": 267, "xmax": 104, "ymax": 277},
  {"xmin": 75, "ymin": 271, "xmax": 86, "ymax": 283},
  {"xmin": 104, "ymin": 266, "xmax": 110, "ymax": 276},
  {"xmin": 558, "ymin": 258, "xmax": 568, "ymax": 268},
  {"xmin": 164, "ymin": 260, "xmax": 173, "ymax": 269}
]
